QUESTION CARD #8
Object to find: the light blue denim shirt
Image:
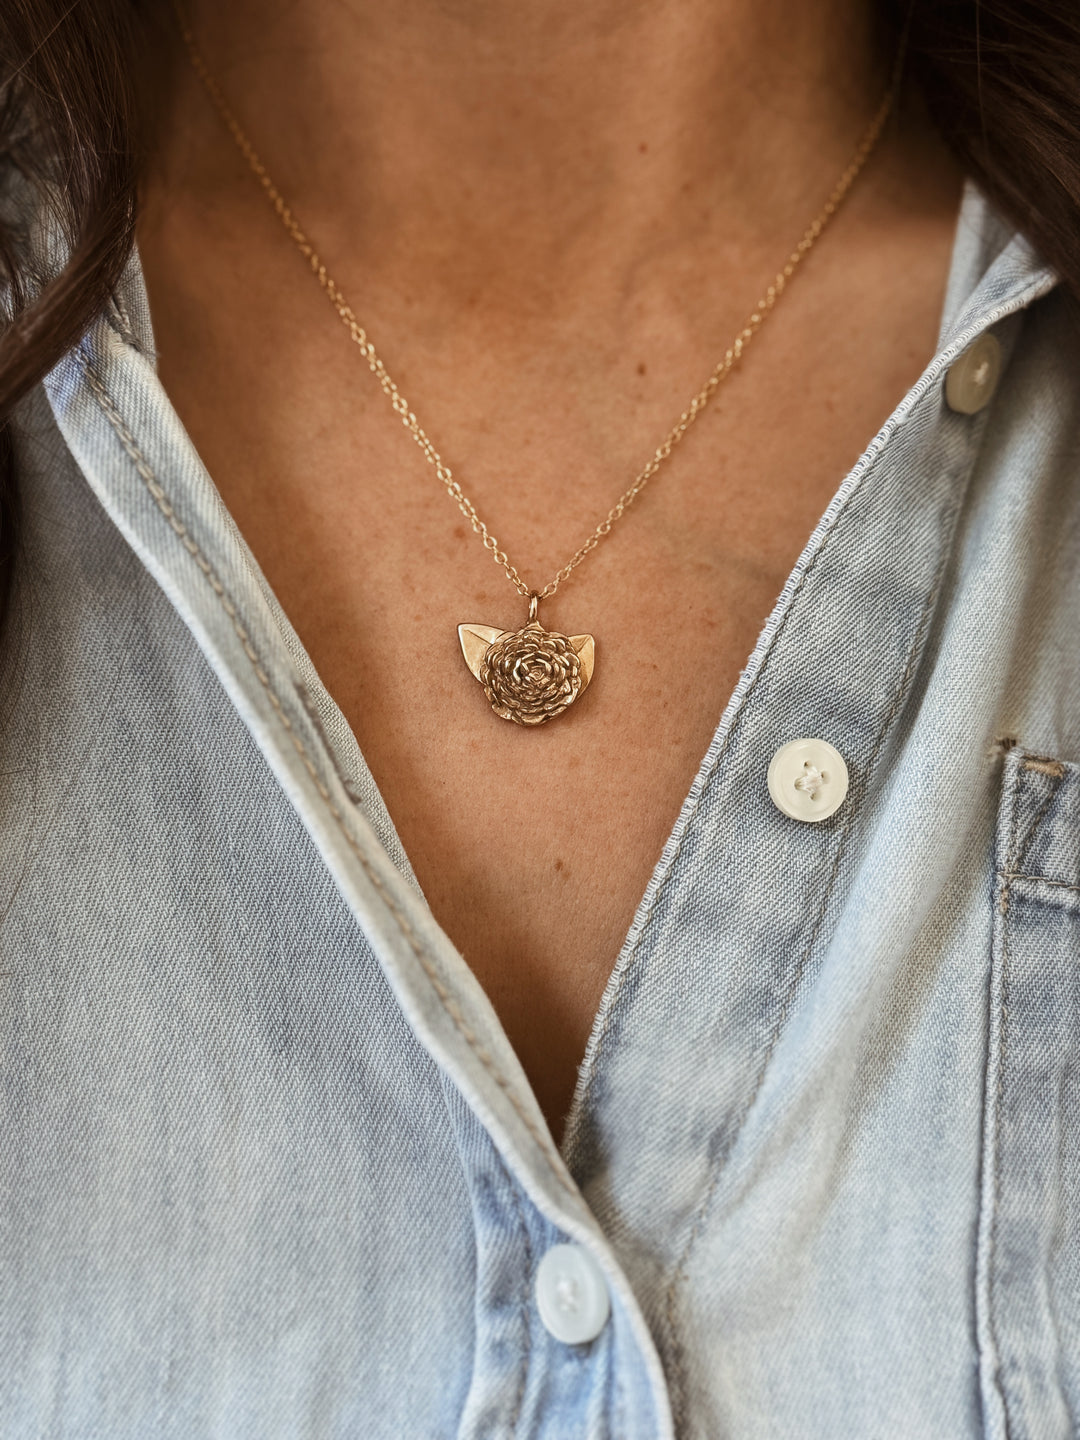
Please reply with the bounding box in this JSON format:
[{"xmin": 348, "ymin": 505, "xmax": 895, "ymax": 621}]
[{"xmin": 2, "ymin": 177, "xmax": 1079, "ymax": 1440}]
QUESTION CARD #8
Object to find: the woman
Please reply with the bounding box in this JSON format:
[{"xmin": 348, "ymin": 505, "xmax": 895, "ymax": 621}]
[{"xmin": 1, "ymin": 1, "xmax": 1078, "ymax": 1435}]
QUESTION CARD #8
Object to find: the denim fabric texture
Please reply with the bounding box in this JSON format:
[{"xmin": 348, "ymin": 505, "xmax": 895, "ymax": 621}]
[{"xmin": 2, "ymin": 178, "xmax": 1079, "ymax": 1438}]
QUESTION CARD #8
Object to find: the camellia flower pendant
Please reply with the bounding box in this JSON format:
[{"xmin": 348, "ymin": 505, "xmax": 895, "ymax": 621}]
[{"xmin": 458, "ymin": 595, "xmax": 595, "ymax": 727}]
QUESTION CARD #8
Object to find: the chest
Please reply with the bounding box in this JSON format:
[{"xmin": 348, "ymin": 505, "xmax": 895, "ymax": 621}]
[{"xmin": 138, "ymin": 209, "xmax": 954, "ymax": 1133}]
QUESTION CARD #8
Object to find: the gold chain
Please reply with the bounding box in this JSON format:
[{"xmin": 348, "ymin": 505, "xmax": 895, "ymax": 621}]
[{"xmin": 177, "ymin": 15, "xmax": 897, "ymax": 602}]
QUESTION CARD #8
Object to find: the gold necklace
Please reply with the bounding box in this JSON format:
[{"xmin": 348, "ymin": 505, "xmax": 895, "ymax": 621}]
[{"xmin": 178, "ymin": 16, "xmax": 897, "ymax": 726}]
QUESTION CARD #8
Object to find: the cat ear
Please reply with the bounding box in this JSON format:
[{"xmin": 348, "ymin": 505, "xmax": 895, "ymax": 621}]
[
  {"xmin": 457, "ymin": 624, "xmax": 504, "ymax": 681},
  {"xmin": 569, "ymin": 634, "xmax": 595, "ymax": 687}
]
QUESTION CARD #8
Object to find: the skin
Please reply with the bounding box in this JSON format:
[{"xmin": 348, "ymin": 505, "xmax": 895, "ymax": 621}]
[{"xmin": 138, "ymin": 0, "xmax": 962, "ymax": 1143}]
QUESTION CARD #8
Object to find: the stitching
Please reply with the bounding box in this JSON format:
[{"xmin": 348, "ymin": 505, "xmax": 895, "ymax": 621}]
[
  {"xmin": 610, "ymin": 1328, "xmax": 626, "ymax": 1440},
  {"xmin": 987, "ymin": 762, "xmax": 1023, "ymax": 1440},
  {"xmin": 499, "ymin": 1163, "xmax": 533, "ymax": 1439},
  {"xmin": 990, "ymin": 761, "xmax": 1077, "ymax": 1436},
  {"xmin": 293, "ymin": 679, "xmax": 368, "ymax": 808},
  {"xmin": 76, "ymin": 348, "xmax": 574, "ymax": 1197},
  {"xmin": 105, "ymin": 291, "xmax": 153, "ymax": 358},
  {"xmin": 998, "ymin": 871, "xmax": 1080, "ymax": 894},
  {"xmin": 1011, "ymin": 766, "xmax": 1063, "ymax": 877},
  {"xmin": 662, "ymin": 448, "xmax": 969, "ymax": 1430},
  {"xmin": 1019, "ymin": 755, "xmax": 1065, "ymax": 778}
]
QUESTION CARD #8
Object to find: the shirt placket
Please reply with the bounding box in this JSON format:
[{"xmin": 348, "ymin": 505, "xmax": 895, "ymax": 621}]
[{"xmin": 560, "ymin": 252, "xmax": 1055, "ymax": 1432}]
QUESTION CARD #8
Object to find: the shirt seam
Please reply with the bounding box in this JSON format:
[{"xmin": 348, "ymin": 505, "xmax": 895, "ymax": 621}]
[
  {"xmin": 498, "ymin": 1158, "xmax": 533, "ymax": 1440},
  {"xmin": 987, "ymin": 759, "xmax": 1024, "ymax": 1440},
  {"xmin": 997, "ymin": 871, "xmax": 1080, "ymax": 893}
]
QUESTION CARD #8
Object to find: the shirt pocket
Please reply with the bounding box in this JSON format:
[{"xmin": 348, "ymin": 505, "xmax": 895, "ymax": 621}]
[{"xmin": 979, "ymin": 745, "xmax": 1080, "ymax": 1440}]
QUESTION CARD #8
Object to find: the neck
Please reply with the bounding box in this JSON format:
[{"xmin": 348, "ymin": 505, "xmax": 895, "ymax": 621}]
[{"xmin": 168, "ymin": 0, "xmax": 892, "ymax": 310}]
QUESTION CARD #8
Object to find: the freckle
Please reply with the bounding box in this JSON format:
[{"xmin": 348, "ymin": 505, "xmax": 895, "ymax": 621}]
[
  {"xmin": 637, "ymin": 362, "xmax": 646, "ymax": 376},
  {"xmin": 638, "ymin": 141, "xmax": 648, "ymax": 154},
  {"xmin": 453, "ymin": 525, "xmax": 466, "ymax": 541},
  {"xmin": 554, "ymin": 858, "xmax": 565, "ymax": 873}
]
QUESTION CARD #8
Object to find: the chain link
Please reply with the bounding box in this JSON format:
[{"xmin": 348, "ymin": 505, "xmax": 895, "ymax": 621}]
[{"xmin": 178, "ymin": 14, "xmax": 897, "ymax": 601}]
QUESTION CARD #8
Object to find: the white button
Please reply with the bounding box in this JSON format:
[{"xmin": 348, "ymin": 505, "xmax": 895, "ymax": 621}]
[
  {"xmin": 944, "ymin": 332, "xmax": 1002, "ymax": 414},
  {"xmin": 535, "ymin": 1243, "xmax": 610, "ymax": 1345},
  {"xmin": 767, "ymin": 738, "xmax": 849, "ymax": 822}
]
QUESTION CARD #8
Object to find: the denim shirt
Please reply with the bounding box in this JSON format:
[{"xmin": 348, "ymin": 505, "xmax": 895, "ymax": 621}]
[{"xmin": 2, "ymin": 177, "xmax": 1079, "ymax": 1440}]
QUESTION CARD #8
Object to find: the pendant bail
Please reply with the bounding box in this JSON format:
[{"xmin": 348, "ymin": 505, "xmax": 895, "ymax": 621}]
[{"xmin": 527, "ymin": 592, "xmax": 540, "ymax": 624}]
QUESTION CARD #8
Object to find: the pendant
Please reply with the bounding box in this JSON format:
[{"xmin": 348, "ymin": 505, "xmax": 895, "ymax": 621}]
[{"xmin": 458, "ymin": 593, "xmax": 595, "ymax": 726}]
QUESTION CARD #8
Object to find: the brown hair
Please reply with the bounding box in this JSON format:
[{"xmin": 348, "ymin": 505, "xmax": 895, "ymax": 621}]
[{"xmin": 0, "ymin": 0, "xmax": 1078, "ymax": 595}]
